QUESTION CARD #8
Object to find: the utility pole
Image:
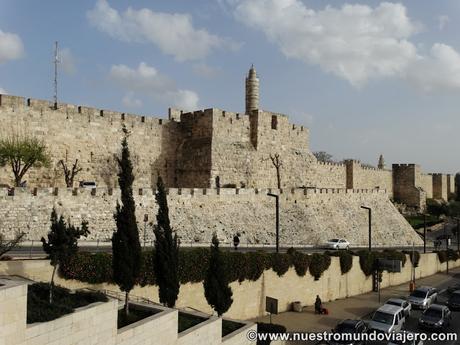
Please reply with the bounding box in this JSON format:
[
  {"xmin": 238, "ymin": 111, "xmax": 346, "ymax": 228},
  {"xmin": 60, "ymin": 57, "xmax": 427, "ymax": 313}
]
[
  {"xmin": 423, "ymin": 213, "xmax": 427, "ymax": 254},
  {"xmin": 445, "ymin": 224, "xmax": 449, "ymax": 274},
  {"xmin": 53, "ymin": 41, "xmax": 60, "ymax": 110},
  {"xmin": 268, "ymin": 193, "xmax": 280, "ymax": 253},
  {"xmin": 361, "ymin": 206, "xmax": 372, "ymax": 251}
]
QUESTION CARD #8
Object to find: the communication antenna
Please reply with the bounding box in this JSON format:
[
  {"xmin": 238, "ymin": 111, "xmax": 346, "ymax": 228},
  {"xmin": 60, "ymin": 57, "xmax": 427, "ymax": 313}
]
[{"xmin": 53, "ymin": 41, "xmax": 60, "ymax": 109}]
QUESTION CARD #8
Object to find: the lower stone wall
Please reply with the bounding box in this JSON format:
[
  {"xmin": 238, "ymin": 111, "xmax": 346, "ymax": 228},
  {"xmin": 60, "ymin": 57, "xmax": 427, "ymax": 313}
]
[
  {"xmin": 1, "ymin": 253, "xmax": 456, "ymax": 321},
  {"xmin": 0, "ymin": 188, "xmax": 421, "ymax": 247},
  {"xmin": 0, "ymin": 280, "xmax": 256, "ymax": 345}
]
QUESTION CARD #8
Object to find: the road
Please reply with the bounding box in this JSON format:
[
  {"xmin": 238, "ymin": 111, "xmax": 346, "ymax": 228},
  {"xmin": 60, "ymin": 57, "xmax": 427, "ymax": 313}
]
[{"xmin": 7, "ymin": 244, "xmax": 446, "ymax": 258}]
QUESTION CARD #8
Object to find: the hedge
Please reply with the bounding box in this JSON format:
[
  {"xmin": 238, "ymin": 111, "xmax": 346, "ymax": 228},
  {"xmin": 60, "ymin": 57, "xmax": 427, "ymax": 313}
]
[
  {"xmin": 309, "ymin": 253, "xmax": 331, "ymax": 280},
  {"xmin": 403, "ymin": 250, "xmax": 420, "ymax": 268},
  {"xmin": 60, "ymin": 248, "xmax": 416, "ymax": 285},
  {"xmin": 327, "ymin": 251, "xmax": 353, "ymax": 274},
  {"xmin": 436, "ymin": 249, "xmax": 460, "ymax": 263}
]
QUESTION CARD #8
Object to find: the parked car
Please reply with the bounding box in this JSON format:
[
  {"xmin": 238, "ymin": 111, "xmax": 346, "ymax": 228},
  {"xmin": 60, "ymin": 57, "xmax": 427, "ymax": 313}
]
[
  {"xmin": 447, "ymin": 283, "xmax": 460, "ymax": 294},
  {"xmin": 447, "ymin": 290, "xmax": 460, "ymax": 310},
  {"xmin": 79, "ymin": 181, "xmax": 96, "ymax": 189},
  {"xmin": 329, "ymin": 319, "xmax": 368, "ymax": 345},
  {"xmin": 385, "ymin": 298, "xmax": 411, "ymax": 317},
  {"xmin": 388, "ymin": 331, "xmax": 424, "ymax": 345},
  {"xmin": 368, "ymin": 304, "xmax": 406, "ymax": 334},
  {"xmin": 407, "ymin": 287, "xmax": 437, "ymax": 310},
  {"xmin": 324, "ymin": 239, "xmax": 350, "ymax": 250},
  {"xmin": 418, "ymin": 304, "xmax": 451, "ymax": 330}
]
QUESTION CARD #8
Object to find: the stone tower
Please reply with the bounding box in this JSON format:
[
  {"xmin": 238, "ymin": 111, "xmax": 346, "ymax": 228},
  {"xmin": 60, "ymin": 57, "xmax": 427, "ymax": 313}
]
[
  {"xmin": 378, "ymin": 154, "xmax": 385, "ymax": 170},
  {"xmin": 245, "ymin": 65, "xmax": 259, "ymax": 114}
]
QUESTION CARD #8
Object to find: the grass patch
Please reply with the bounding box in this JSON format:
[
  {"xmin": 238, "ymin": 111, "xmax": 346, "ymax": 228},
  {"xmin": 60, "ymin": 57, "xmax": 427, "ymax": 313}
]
[
  {"xmin": 117, "ymin": 306, "xmax": 158, "ymax": 329},
  {"xmin": 405, "ymin": 214, "xmax": 442, "ymax": 229},
  {"xmin": 222, "ymin": 319, "xmax": 245, "ymax": 337},
  {"xmin": 178, "ymin": 312, "xmax": 208, "ymax": 333},
  {"xmin": 27, "ymin": 283, "xmax": 108, "ymax": 324}
]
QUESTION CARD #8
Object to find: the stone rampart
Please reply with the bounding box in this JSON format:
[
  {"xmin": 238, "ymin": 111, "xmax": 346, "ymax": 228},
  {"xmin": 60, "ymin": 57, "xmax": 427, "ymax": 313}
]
[{"xmin": 0, "ymin": 187, "xmax": 421, "ymax": 247}]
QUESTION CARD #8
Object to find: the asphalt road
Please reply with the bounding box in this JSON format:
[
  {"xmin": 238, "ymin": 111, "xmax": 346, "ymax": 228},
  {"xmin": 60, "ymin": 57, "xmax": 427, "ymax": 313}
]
[
  {"xmin": 340, "ymin": 273, "xmax": 460, "ymax": 345},
  {"xmin": 7, "ymin": 244, "xmax": 446, "ymax": 258}
]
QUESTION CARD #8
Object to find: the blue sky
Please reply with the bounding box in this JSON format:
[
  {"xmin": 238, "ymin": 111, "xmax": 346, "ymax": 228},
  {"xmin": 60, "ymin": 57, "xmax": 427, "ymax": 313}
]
[{"xmin": 0, "ymin": 0, "xmax": 459, "ymax": 173}]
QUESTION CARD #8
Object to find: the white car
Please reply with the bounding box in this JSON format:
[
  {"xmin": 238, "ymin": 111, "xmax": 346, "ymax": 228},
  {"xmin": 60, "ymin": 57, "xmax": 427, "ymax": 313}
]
[
  {"xmin": 385, "ymin": 298, "xmax": 411, "ymax": 317},
  {"xmin": 324, "ymin": 238, "xmax": 350, "ymax": 250},
  {"xmin": 407, "ymin": 286, "xmax": 438, "ymax": 310},
  {"xmin": 368, "ymin": 304, "xmax": 406, "ymax": 334}
]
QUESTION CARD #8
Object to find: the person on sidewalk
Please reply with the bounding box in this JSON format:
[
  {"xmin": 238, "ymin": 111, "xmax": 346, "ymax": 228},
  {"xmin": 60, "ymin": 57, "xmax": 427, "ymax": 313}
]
[{"xmin": 315, "ymin": 295, "xmax": 322, "ymax": 314}]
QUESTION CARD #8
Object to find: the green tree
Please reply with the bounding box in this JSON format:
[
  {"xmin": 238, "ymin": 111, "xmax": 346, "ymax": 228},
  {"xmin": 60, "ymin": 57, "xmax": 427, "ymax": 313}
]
[
  {"xmin": 203, "ymin": 233, "xmax": 233, "ymax": 316},
  {"xmin": 313, "ymin": 151, "xmax": 334, "ymax": 163},
  {"xmin": 112, "ymin": 127, "xmax": 141, "ymax": 315},
  {"xmin": 153, "ymin": 175, "xmax": 180, "ymax": 307},
  {"xmin": 41, "ymin": 208, "xmax": 89, "ymax": 303},
  {"xmin": 0, "ymin": 133, "xmax": 51, "ymax": 186}
]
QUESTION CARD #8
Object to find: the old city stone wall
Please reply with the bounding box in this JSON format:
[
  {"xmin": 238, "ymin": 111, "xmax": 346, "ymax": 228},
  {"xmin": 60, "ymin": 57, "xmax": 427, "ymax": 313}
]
[
  {"xmin": 0, "ymin": 93, "xmax": 455, "ymax": 223},
  {"xmin": 421, "ymin": 174, "xmax": 434, "ymax": 199},
  {"xmin": 0, "ymin": 187, "xmax": 421, "ymax": 247}
]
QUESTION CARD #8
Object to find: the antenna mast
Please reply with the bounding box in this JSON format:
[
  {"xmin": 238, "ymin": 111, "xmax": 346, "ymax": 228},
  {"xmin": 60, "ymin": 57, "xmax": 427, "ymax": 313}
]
[{"xmin": 53, "ymin": 41, "xmax": 60, "ymax": 109}]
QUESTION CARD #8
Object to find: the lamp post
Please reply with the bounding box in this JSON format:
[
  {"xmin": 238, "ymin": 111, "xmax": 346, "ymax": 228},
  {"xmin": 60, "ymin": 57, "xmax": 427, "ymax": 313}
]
[
  {"xmin": 268, "ymin": 193, "xmax": 280, "ymax": 253},
  {"xmin": 445, "ymin": 223, "xmax": 449, "ymax": 275},
  {"xmin": 423, "ymin": 213, "xmax": 427, "ymax": 254},
  {"xmin": 361, "ymin": 206, "xmax": 372, "ymax": 251},
  {"xmin": 143, "ymin": 214, "xmax": 148, "ymax": 248}
]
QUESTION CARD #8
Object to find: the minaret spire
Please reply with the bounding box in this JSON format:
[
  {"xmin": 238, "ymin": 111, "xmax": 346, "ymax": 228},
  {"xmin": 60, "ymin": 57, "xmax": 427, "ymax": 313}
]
[{"xmin": 245, "ymin": 65, "xmax": 259, "ymax": 114}]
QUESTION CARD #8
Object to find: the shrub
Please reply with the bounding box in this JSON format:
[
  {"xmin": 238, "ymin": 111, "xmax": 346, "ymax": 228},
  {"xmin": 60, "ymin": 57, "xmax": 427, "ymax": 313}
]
[
  {"xmin": 224, "ymin": 251, "xmax": 248, "ymax": 283},
  {"xmin": 447, "ymin": 249, "xmax": 460, "ymax": 262},
  {"xmin": 59, "ymin": 252, "xmax": 113, "ymax": 284},
  {"xmin": 256, "ymin": 323, "xmax": 287, "ymax": 345},
  {"xmin": 287, "ymin": 248, "xmax": 310, "ymax": 276},
  {"xmin": 179, "ymin": 248, "xmax": 210, "ymax": 284},
  {"xmin": 403, "ymin": 250, "xmax": 420, "ymax": 268},
  {"xmin": 245, "ymin": 251, "xmax": 269, "ymax": 281},
  {"xmin": 382, "ymin": 249, "xmax": 407, "ymax": 267},
  {"xmin": 356, "ymin": 250, "xmax": 375, "ymax": 276},
  {"xmin": 327, "ymin": 251, "xmax": 353, "ymax": 274},
  {"xmin": 27, "ymin": 283, "xmax": 107, "ymax": 324},
  {"xmin": 309, "ymin": 253, "xmax": 331, "ymax": 280},
  {"xmin": 436, "ymin": 250, "xmax": 448, "ymax": 263},
  {"xmin": 270, "ymin": 253, "xmax": 291, "ymax": 277}
]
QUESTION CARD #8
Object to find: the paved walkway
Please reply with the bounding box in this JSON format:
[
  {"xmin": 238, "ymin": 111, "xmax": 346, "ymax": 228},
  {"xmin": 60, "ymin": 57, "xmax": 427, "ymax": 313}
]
[{"xmin": 252, "ymin": 268, "xmax": 460, "ymax": 333}]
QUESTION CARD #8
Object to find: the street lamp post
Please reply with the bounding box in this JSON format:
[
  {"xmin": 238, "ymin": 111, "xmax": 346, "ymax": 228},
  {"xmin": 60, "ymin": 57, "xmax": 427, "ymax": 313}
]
[
  {"xmin": 445, "ymin": 223, "xmax": 449, "ymax": 275},
  {"xmin": 423, "ymin": 213, "xmax": 427, "ymax": 254},
  {"xmin": 268, "ymin": 193, "xmax": 280, "ymax": 253},
  {"xmin": 361, "ymin": 206, "xmax": 372, "ymax": 251}
]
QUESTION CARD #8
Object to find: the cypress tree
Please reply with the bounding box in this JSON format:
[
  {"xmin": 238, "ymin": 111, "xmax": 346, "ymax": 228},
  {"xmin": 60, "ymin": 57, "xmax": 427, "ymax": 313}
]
[
  {"xmin": 153, "ymin": 176, "xmax": 180, "ymax": 307},
  {"xmin": 41, "ymin": 208, "xmax": 89, "ymax": 304},
  {"xmin": 204, "ymin": 233, "xmax": 233, "ymax": 316},
  {"xmin": 112, "ymin": 126, "xmax": 141, "ymax": 315}
]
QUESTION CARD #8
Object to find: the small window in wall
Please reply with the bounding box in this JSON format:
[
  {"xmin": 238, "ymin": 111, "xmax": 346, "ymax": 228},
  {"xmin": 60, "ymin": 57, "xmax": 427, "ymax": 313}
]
[{"xmin": 271, "ymin": 115, "xmax": 278, "ymax": 130}]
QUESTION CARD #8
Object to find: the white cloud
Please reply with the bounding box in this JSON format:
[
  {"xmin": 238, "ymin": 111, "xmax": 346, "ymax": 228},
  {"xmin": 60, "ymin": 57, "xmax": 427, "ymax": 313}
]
[
  {"xmin": 406, "ymin": 44, "xmax": 460, "ymax": 91},
  {"xmin": 87, "ymin": 0, "xmax": 237, "ymax": 61},
  {"xmin": 109, "ymin": 62, "xmax": 199, "ymax": 110},
  {"xmin": 122, "ymin": 92, "xmax": 142, "ymax": 108},
  {"xmin": 0, "ymin": 29, "xmax": 24, "ymax": 63},
  {"xmin": 229, "ymin": 0, "xmax": 460, "ymax": 92},
  {"xmin": 0, "ymin": 87, "xmax": 7, "ymax": 94},
  {"xmin": 438, "ymin": 15, "xmax": 449, "ymax": 31},
  {"xmin": 59, "ymin": 48, "xmax": 76, "ymax": 75}
]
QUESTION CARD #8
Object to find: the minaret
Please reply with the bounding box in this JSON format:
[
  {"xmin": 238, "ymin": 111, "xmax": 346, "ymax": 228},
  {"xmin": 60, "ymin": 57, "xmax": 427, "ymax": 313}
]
[
  {"xmin": 378, "ymin": 154, "xmax": 385, "ymax": 170},
  {"xmin": 245, "ymin": 65, "xmax": 259, "ymax": 114}
]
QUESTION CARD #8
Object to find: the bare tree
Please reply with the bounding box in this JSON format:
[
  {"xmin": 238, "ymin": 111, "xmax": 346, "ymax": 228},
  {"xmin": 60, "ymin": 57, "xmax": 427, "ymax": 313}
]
[
  {"xmin": 0, "ymin": 232, "xmax": 25, "ymax": 257},
  {"xmin": 313, "ymin": 151, "xmax": 334, "ymax": 163},
  {"xmin": 59, "ymin": 159, "xmax": 82, "ymax": 187},
  {"xmin": 269, "ymin": 153, "xmax": 283, "ymax": 189}
]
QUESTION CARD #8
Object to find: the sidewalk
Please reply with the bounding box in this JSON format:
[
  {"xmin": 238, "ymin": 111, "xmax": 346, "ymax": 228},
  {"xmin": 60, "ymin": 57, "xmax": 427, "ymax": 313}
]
[{"xmin": 252, "ymin": 268, "xmax": 460, "ymax": 332}]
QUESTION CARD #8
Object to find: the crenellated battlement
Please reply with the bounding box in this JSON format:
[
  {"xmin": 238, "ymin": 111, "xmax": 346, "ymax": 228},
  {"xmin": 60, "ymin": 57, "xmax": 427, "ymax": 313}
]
[{"xmin": 0, "ymin": 186, "xmax": 388, "ymax": 199}]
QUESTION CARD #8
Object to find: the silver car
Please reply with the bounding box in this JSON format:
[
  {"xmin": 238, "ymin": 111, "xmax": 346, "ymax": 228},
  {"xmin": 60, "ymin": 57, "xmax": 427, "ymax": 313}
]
[
  {"xmin": 324, "ymin": 238, "xmax": 350, "ymax": 250},
  {"xmin": 418, "ymin": 304, "xmax": 451, "ymax": 330},
  {"xmin": 385, "ymin": 298, "xmax": 411, "ymax": 317},
  {"xmin": 408, "ymin": 287, "xmax": 438, "ymax": 310},
  {"xmin": 368, "ymin": 304, "xmax": 406, "ymax": 334}
]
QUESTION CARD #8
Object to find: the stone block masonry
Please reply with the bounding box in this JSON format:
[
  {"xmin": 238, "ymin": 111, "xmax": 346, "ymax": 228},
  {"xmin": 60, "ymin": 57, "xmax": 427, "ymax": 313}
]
[
  {"xmin": 0, "ymin": 280, "xmax": 256, "ymax": 345},
  {"xmin": 0, "ymin": 187, "xmax": 421, "ymax": 247}
]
